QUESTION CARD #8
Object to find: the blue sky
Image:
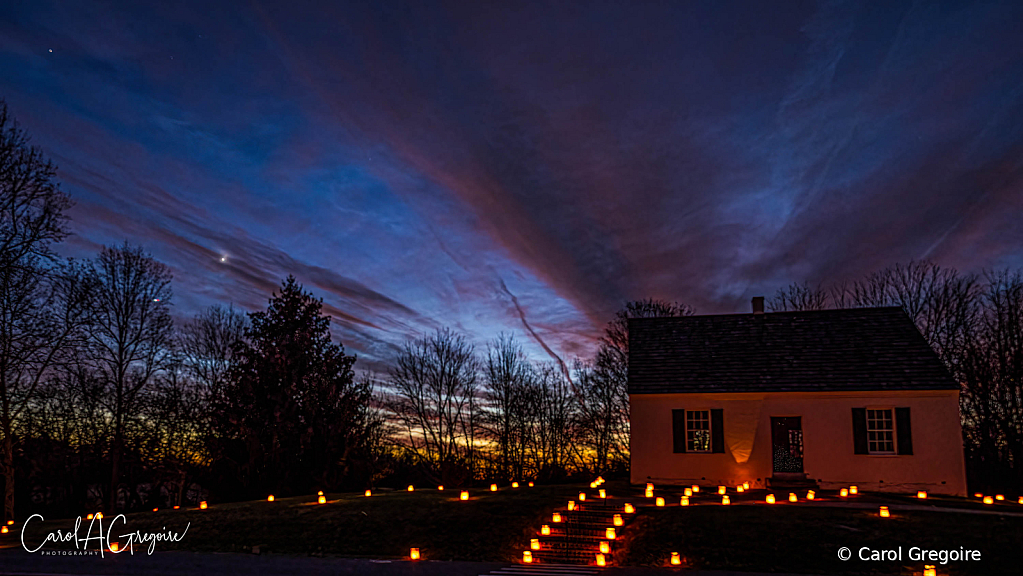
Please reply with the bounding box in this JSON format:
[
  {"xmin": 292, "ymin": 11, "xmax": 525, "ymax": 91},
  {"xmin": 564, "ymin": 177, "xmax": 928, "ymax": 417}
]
[{"xmin": 1, "ymin": 0, "xmax": 1021, "ymax": 370}]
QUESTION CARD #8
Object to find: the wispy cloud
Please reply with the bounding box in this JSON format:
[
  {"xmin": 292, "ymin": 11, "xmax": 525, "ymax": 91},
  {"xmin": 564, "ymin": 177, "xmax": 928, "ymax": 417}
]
[{"xmin": 1, "ymin": 0, "xmax": 1020, "ymax": 369}]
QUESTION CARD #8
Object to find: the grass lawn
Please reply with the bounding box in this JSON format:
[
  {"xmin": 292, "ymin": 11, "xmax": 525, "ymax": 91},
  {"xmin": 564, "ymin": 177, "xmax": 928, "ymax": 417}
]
[
  {"xmin": 622, "ymin": 500, "xmax": 1023, "ymax": 575},
  {"xmin": 11, "ymin": 482, "xmax": 1023, "ymax": 575},
  {"xmin": 15, "ymin": 484, "xmax": 581, "ymax": 561}
]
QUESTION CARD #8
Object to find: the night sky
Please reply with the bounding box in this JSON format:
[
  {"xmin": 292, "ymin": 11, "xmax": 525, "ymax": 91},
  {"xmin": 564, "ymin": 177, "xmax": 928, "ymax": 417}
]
[{"xmin": 1, "ymin": 1, "xmax": 1021, "ymax": 370}]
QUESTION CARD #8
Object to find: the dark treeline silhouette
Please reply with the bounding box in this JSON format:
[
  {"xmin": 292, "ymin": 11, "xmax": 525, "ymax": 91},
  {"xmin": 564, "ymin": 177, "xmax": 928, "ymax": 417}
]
[{"xmin": 2, "ymin": 101, "xmax": 1020, "ymax": 523}]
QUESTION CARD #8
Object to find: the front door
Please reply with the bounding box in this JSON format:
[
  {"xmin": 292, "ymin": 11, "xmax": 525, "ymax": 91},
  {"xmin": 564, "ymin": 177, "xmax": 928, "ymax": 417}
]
[{"xmin": 771, "ymin": 417, "xmax": 804, "ymax": 473}]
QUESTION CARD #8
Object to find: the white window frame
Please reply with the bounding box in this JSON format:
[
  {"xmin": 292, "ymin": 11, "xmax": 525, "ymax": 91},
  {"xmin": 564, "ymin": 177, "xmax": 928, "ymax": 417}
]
[
  {"xmin": 866, "ymin": 407, "xmax": 897, "ymax": 455},
  {"xmin": 686, "ymin": 410, "xmax": 711, "ymax": 453}
]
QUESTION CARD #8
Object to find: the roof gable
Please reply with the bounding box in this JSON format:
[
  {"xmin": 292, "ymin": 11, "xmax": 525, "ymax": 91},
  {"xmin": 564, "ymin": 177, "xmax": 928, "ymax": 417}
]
[{"xmin": 628, "ymin": 307, "xmax": 958, "ymax": 394}]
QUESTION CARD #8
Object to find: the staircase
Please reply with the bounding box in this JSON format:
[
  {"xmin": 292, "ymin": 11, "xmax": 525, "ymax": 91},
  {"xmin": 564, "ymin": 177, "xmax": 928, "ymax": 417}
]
[
  {"xmin": 768, "ymin": 472, "xmax": 819, "ymax": 490},
  {"xmin": 518, "ymin": 480, "xmax": 636, "ymax": 567}
]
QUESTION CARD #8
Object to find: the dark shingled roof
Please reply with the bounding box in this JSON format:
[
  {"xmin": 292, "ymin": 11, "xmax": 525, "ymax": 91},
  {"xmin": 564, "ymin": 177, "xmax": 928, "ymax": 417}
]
[{"xmin": 628, "ymin": 307, "xmax": 959, "ymax": 394}]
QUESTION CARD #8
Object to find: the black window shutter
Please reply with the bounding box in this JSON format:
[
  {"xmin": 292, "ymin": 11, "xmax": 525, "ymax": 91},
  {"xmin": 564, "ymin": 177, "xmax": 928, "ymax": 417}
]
[
  {"xmin": 852, "ymin": 408, "xmax": 868, "ymax": 454},
  {"xmin": 672, "ymin": 409, "xmax": 686, "ymax": 453},
  {"xmin": 710, "ymin": 409, "xmax": 725, "ymax": 453},
  {"xmin": 896, "ymin": 407, "xmax": 913, "ymax": 455}
]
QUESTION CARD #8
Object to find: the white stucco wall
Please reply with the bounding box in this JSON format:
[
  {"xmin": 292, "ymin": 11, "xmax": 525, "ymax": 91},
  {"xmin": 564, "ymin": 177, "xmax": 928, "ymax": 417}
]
[{"xmin": 630, "ymin": 390, "xmax": 967, "ymax": 496}]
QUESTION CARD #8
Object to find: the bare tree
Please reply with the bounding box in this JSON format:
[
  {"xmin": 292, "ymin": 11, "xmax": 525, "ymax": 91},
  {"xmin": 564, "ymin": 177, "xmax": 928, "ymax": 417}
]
[
  {"xmin": 483, "ymin": 334, "xmax": 533, "ymax": 479},
  {"xmin": 179, "ymin": 305, "xmax": 247, "ymax": 400},
  {"xmin": 532, "ymin": 362, "xmax": 574, "ymax": 479},
  {"xmin": 959, "ymin": 270, "xmax": 1023, "ymax": 490},
  {"xmin": 584, "ymin": 299, "xmax": 693, "ymax": 472},
  {"xmin": 842, "ymin": 261, "xmax": 980, "ymax": 364},
  {"xmin": 84, "ymin": 243, "xmax": 174, "ymax": 512},
  {"xmin": 387, "ymin": 328, "xmax": 480, "ymax": 483},
  {"xmin": 767, "ymin": 282, "xmax": 832, "ymax": 311},
  {"xmin": 0, "ymin": 100, "xmax": 76, "ymax": 522}
]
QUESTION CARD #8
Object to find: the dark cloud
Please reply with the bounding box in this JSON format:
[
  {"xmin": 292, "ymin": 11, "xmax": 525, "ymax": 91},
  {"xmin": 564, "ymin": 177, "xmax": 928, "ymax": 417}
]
[{"xmin": 1, "ymin": 0, "xmax": 1020, "ymax": 368}]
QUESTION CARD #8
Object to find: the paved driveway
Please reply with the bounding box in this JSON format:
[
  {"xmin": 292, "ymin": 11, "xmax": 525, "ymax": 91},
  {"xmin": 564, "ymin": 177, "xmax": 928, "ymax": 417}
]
[{"xmin": 0, "ymin": 549, "xmax": 827, "ymax": 576}]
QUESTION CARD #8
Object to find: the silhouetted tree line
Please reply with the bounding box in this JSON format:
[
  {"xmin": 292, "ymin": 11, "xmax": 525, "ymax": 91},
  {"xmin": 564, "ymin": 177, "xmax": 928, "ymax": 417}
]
[{"xmin": 0, "ymin": 101, "xmax": 646, "ymax": 522}]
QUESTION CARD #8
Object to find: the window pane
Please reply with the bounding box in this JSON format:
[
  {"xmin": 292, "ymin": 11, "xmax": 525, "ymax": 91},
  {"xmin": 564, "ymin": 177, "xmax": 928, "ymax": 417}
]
[
  {"xmin": 686, "ymin": 410, "xmax": 711, "ymax": 451},
  {"xmin": 866, "ymin": 409, "xmax": 894, "ymax": 453}
]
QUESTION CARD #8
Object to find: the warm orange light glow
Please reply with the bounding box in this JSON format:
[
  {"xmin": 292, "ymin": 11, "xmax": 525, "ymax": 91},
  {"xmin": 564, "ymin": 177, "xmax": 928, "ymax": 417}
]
[
  {"xmin": 766, "ymin": 494, "xmax": 776, "ymax": 504},
  {"xmin": 460, "ymin": 491, "xmax": 469, "ymax": 501},
  {"xmin": 512, "ymin": 482, "xmax": 519, "ymax": 488},
  {"xmin": 318, "ymin": 495, "xmax": 326, "ymax": 504},
  {"xmin": 670, "ymin": 552, "xmax": 681, "ymax": 565},
  {"xmin": 541, "ymin": 524, "xmax": 550, "ymax": 535},
  {"xmin": 317, "ymin": 490, "xmax": 323, "ymax": 496},
  {"xmin": 553, "ymin": 512, "xmax": 562, "ymax": 523},
  {"xmin": 879, "ymin": 506, "xmax": 890, "ymax": 518},
  {"xmin": 788, "ymin": 493, "xmax": 797, "ymax": 503},
  {"xmin": 743, "ymin": 482, "xmax": 750, "ymax": 490},
  {"xmin": 1018, "ymin": 497, "xmax": 1023, "ymax": 504},
  {"xmin": 917, "ymin": 491, "xmax": 928, "ymax": 499},
  {"xmin": 5, "ymin": 521, "xmax": 11, "ymax": 525},
  {"xmin": 173, "ymin": 506, "xmax": 179, "ymax": 510},
  {"xmin": 624, "ymin": 503, "xmax": 635, "ymax": 513},
  {"xmin": 680, "ymin": 496, "xmax": 689, "ymax": 506},
  {"xmin": 568, "ymin": 500, "xmax": 576, "ymax": 511},
  {"xmin": 923, "ymin": 565, "xmax": 936, "ymax": 576},
  {"xmin": 407, "ymin": 485, "xmax": 414, "ymax": 492},
  {"xmin": 590, "ymin": 482, "xmax": 597, "ymax": 488},
  {"xmin": 596, "ymin": 553, "xmax": 606, "ymax": 567},
  {"xmin": 655, "ymin": 497, "xmax": 665, "ymax": 507},
  {"xmin": 97, "ymin": 512, "xmax": 103, "ymax": 519},
  {"xmin": 692, "ymin": 485, "xmax": 700, "ymax": 493},
  {"xmin": 1, "ymin": 526, "xmax": 7, "ymax": 534},
  {"xmin": 579, "ymin": 492, "xmax": 586, "ymax": 501},
  {"xmin": 996, "ymin": 494, "xmax": 1004, "ymax": 501},
  {"xmin": 718, "ymin": 486, "xmax": 726, "ymax": 495},
  {"xmin": 365, "ymin": 490, "xmax": 372, "ymax": 497},
  {"xmin": 983, "ymin": 496, "xmax": 994, "ymax": 504},
  {"xmin": 599, "ymin": 489, "xmax": 606, "ymax": 499},
  {"xmin": 410, "ymin": 548, "xmax": 420, "ymax": 560},
  {"xmin": 600, "ymin": 540, "xmax": 610, "ymax": 554},
  {"xmin": 110, "ymin": 542, "xmax": 119, "ymax": 552},
  {"xmin": 268, "ymin": 495, "xmax": 274, "ymax": 502},
  {"xmin": 531, "ymin": 538, "xmax": 540, "ymax": 550},
  {"xmin": 613, "ymin": 514, "xmax": 623, "ymax": 526},
  {"xmin": 528, "ymin": 482, "xmax": 534, "ymax": 487},
  {"xmin": 199, "ymin": 501, "xmax": 208, "ymax": 510},
  {"xmin": 523, "ymin": 551, "xmax": 532, "ymax": 563},
  {"xmin": 840, "ymin": 488, "xmax": 849, "ymax": 497},
  {"xmin": 974, "ymin": 492, "xmax": 983, "ymax": 498},
  {"xmin": 87, "ymin": 514, "xmax": 94, "ymax": 520},
  {"xmin": 721, "ymin": 495, "xmax": 730, "ymax": 505},
  {"xmin": 849, "ymin": 486, "xmax": 858, "ymax": 495},
  {"xmin": 491, "ymin": 484, "xmax": 498, "ymax": 492},
  {"xmin": 605, "ymin": 527, "xmax": 616, "ymax": 540},
  {"xmin": 807, "ymin": 490, "xmax": 815, "ymax": 500},
  {"xmin": 437, "ymin": 485, "xmax": 444, "ymax": 491},
  {"xmin": 737, "ymin": 486, "xmax": 744, "ymax": 493},
  {"xmin": 152, "ymin": 508, "xmax": 158, "ymax": 512},
  {"xmin": 596, "ymin": 476, "xmax": 604, "ymax": 484},
  {"xmin": 644, "ymin": 487, "xmax": 653, "ymax": 498},
  {"xmin": 646, "ymin": 482, "xmax": 654, "ymax": 491},
  {"xmin": 684, "ymin": 488, "xmax": 692, "ymax": 497}
]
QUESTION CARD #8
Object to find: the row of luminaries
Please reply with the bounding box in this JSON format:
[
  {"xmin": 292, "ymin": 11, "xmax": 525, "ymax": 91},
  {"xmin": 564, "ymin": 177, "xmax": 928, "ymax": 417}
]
[
  {"xmin": 522, "ymin": 480, "xmax": 1023, "ymax": 567},
  {"xmin": 639, "ymin": 481, "xmax": 1022, "ymax": 507},
  {"xmin": 524, "ymin": 476, "xmax": 628, "ymax": 566}
]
